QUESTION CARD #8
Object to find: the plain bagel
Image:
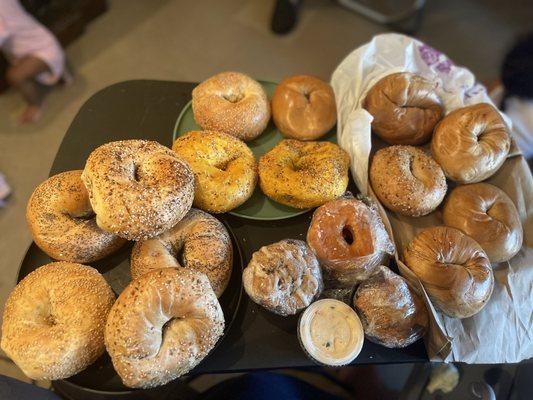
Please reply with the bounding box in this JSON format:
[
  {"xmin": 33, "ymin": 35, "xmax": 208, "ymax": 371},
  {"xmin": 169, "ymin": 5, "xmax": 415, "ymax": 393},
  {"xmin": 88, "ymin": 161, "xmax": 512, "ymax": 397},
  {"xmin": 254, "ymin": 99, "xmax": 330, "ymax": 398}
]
[
  {"xmin": 1, "ymin": 262, "xmax": 115, "ymax": 380},
  {"xmin": 131, "ymin": 208, "xmax": 233, "ymax": 297},
  {"xmin": 192, "ymin": 71, "xmax": 270, "ymax": 141},
  {"xmin": 81, "ymin": 140, "xmax": 194, "ymax": 241},
  {"xmin": 105, "ymin": 268, "xmax": 224, "ymax": 388},
  {"xmin": 26, "ymin": 170, "xmax": 126, "ymax": 263}
]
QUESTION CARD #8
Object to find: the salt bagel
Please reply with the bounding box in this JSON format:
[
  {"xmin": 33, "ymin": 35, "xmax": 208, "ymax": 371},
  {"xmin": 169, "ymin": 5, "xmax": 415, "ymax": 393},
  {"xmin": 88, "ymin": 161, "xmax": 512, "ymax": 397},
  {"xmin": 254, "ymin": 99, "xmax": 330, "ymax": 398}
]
[
  {"xmin": 26, "ymin": 170, "xmax": 126, "ymax": 263},
  {"xmin": 370, "ymin": 145, "xmax": 447, "ymax": 217},
  {"xmin": 259, "ymin": 139, "xmax": 350, "ymax": 209},
  {"xmin": 192, "ymin": 71, "xmax": 270, "ymax": 141},
  {"xmin": 1, "ymin": 262, "xmax": 115, "ymax": 380},
  {"xmin": 131, "ymin": 208, "xmax": 232, "ymax": 297},
  {"xmin": 172, "ymin": 131, "xmax": 257, "ymax": 213},
  {"xmin": 272, "ymin": 75, "xmax": 336, "ymax": 140},
  {"xmin": 403, "ymin": 226, "xmax": 494, "ymax": 318},
  {"xmin": 105, "ymin": 268, "xmax": 224, "ymax": 388},
  {"xmin": 81, "ymin": 140, "xmax": 194, "ymax": 240},
  {"xmin": 431, "ymin": 103, "xmax": 511, "ymax": 183},
  {"xmin": 364, "ymin": 72, "xmax": 443, "ymax": 145},
  {"xmin": 442, "ymin": 183, "xmax": 523, "ymax": 263}
]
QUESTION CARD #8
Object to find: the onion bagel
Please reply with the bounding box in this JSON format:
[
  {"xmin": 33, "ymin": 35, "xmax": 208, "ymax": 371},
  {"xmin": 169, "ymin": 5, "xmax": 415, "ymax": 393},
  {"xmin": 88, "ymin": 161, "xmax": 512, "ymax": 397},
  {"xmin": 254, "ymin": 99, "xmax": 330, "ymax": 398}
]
[
  {"xmin": 272, "ymin": 75, "xmax": 336, "ymax": 140},
  {"xmin": 81, "ymin": 140, "xmax": 194, "ymax": 241},
  {"xmin": 442, "ymin": 183, "xmax": 523, "ymax": 263},
  {"xmin": 364, "ymin": 72, "xmax": 443, "ymax": 145},
  {"xmin": 259, "ymin": 139, "xmax": 350, "ymax": 209},
  {"xmin": 26, "ymin": 170, "xmax": 125, "ymax": 262},
  {"xmin": 1, "ymin": 262, "xmax": 115, "ymax": 380},
  {"xmin": 172, "ymin": 131, "xmax": 257, "ymax": 213},
  {"xmin": 131, "ymin": 208, "xmax": 232, "ymax": 297},
  {"xmin": 370, "ymin": 145, "xmax": 447, "ymax": 217},
  {"xmin": 192, "ymin": 71, "xmax": 270, "ymax": 141},
  {"xmin": 105, "ymin": 268, "xmax": 224, "ymax": 388},
  {"xmin": 403, "ymin": 226, "xmax": 494, "ymax": 319},
  {"xmin": 431, "ymin": 103, "xmax": 511, "ymax": 183}
]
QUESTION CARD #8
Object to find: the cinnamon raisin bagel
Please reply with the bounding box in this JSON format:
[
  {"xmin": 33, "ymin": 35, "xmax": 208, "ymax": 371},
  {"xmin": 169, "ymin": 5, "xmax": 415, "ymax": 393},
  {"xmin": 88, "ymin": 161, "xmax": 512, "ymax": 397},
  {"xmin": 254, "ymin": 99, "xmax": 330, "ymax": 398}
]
[
  {"xmin": 105, "ymin": 268, "xmax": 224, "ymax": 389},
  {"xmin": 26, "ymin": 171, "xmax": 126, "ymax": 263},
  {"xmin": 131, "ymin": 208, "xmax": 232, "ymax": 297},
  {"xmin": 364, "ymin": 72, "xmax": 443, "ymax": 145},
  {"xmin": 370, "ymin": 145, "xmax": 447, "ymax": 217},
  {"xmin": 403, "ymin": 226, "xmax": 494, "ymax": 318},
  {"xmin": 192, "ymin": 71, "xmax": 270, "ymax": 141},
  {"xmin": 259, "ymin": 139, "xmax": 350, "ymax": 209},
  {"xmin": 272, "ymin": 75, "xmax": 336, "ymax": 140},
  {"xmin": 172, "ymin": 131, "xmax": 257, "ymax": 213},
  {"xmin": 307, "ymin": 195, "xmax": 395, "ymax": 287},
  {"xmin": 442, "ymin": 183, "xmax": 523, "ymax": 263},
  {"xmin": 81, "ymin": 140, "xmax": 194, "ymax": 240},
  {"xmin": 1, "ymin": 262, "xmax": 115, "ymax": 380},
  {"xmin": 431, "ymin": 103, "xmax": 511, "ymax": 183},
  {"xmin": 243, "ymin": 239, "xmax": 323, "ymax": 316}
]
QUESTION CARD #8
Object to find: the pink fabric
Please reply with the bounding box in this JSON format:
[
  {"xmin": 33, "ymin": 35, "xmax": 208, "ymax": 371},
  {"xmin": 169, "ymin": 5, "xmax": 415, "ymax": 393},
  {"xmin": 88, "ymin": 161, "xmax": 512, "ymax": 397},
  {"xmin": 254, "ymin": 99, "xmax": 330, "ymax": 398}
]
[{"xmin": 0, "ymin": 0, "xmax": 64, "ymax": 85}]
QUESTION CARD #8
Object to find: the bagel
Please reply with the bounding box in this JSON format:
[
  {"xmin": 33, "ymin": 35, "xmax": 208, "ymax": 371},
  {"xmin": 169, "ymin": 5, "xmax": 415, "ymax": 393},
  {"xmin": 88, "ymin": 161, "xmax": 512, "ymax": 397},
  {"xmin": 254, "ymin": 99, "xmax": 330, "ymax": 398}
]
[
  {"xmin": 364, "ymin": 72, "xmax": 443, "ymax": 145},
  {"xmin": 192, "ymin": 71, "xmax": 270, "ymax": 141},
  {"xmin": 105, "ymin": 268, "xmax": 224, "ymax": 388},
  {"xmin": 172, "ymin": 131, "xmax": 257, "ymax": 213},
  {"xmin": 1, "ymin": 262, "xmax": 115, "ymax": 380},
  {"xmin": 442, "ymin": 183, "xmax": 523, "ymax": 263},
  {"xmin": 26, "ymin": 170, "xmax": 126, "ymax": 263},
  {"xmin": 370, "ymin": 145, "xmax": 447, "ymax": 217},
  {"xmin": 307, "ymin": 195, "xmax": 395, "ymax": 287},
  {"xmin": 259, "ymin": 139, "xmax": 350, "ymax": 209},
  {"xmin": 431, "ymin": 103, "xmax": 511, "ymax": 183},
  {"xmin": 131, "ymin": 208, "xmax": 232, "ymax": 297},
  {"xmin": 353, "ymin": 266, "xmax": 428, "ymax": 348},
  {"xmin": 81, "ymin": 140, "xmax": 194, "ymax": 241},
  {"xmin": 243, "ymin": 239, "xmax": 323, "ymax": 316},
  {"xmin": 403, "ymin": 226, "xmax": 494, "ymax": 318},
  {"xmin": 272, "ymin": 75, "xmax": 336, "ymax": 140}
]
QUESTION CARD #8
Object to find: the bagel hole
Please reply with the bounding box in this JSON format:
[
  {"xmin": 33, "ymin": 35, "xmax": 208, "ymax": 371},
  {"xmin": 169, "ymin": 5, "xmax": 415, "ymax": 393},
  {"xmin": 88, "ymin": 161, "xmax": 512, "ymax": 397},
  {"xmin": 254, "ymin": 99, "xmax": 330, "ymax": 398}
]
[
  {"xmin": 222, "ymin": 92, "xmax": 244, "ymax": 103},
  {"xmin": 342, "ymin": 226, "xmax": 354, "ymax": 245},
  {"xmin": 133, "ymin": 164, "xmax": 142, "ymax": 182},
  {"xmin": 216, "ymin": 157, "xmax": 236, "ymax": 172},
  {"xmin": 69, "ymin": 210, "xmax": 95, "ymax": 221}
]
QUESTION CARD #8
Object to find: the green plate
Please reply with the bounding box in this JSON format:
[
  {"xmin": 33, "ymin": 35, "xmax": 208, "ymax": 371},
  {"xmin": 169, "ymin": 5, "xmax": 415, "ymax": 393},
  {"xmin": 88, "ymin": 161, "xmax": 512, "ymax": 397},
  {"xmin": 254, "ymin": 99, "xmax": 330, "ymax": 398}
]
[{"xmin": 172, "ymin": 80, "xmax": 337, "ymax": 220}]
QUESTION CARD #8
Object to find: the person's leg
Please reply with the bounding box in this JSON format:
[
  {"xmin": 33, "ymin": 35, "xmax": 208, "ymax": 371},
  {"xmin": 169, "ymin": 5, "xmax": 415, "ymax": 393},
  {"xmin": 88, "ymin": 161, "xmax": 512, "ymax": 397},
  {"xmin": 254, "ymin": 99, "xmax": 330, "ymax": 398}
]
[{"xmin": 6, "ymin": 56, "xmax": 50, "ymax": 123}]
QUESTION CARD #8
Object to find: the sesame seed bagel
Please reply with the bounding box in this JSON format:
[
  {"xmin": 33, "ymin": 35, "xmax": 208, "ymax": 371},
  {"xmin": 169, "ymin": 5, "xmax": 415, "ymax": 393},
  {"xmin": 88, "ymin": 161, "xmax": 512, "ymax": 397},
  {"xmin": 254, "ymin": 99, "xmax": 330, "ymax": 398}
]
[
  {"xmin": 258, "ymin": 139, "xmax": 350, "ymax": 209},
  {"xmin": 192, "ymin": 71, "xmax": 270, "ymax": 141},
  {"xmin": 26, "ymin": 170, "xmax": 126, "ymax": 263},
  {"xmin": 81, "ymin": 140, "xmax": 194, "ymax": 241},
  {"xmin": 131, "ymin": 208, "xmax": 232, "ymax": 297},
  {"xmin": 370, "ymin": 145, "xmax": 447, "ymax": 217},
  {"xmin": 105, "ymin": 268, "xmax": 225, "ymax": 389},
  {"xmin": 1, "ymin": 262, "xmax": 115, "ymax": 380},
  {"xmin": 172, "ymin": 131, "xmax": 257, "ymax": 213}
]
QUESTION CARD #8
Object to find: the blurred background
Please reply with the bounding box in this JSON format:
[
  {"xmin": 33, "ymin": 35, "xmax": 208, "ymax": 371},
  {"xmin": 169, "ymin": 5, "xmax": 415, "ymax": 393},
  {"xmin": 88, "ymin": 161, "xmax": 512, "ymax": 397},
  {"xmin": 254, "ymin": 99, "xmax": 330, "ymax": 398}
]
[{"xmin": 0, "ymin": 0, "xmax": 532, "ymax": 399}]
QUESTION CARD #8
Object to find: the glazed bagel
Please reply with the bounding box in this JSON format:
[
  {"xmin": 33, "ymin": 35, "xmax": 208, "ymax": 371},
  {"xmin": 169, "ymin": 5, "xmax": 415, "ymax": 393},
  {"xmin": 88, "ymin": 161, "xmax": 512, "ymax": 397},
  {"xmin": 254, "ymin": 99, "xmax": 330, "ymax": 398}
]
[
  {"xmin": 364, "ymin": 72, "xmax": 443, "ymax": 145},
  {"xmin": 26, "ymin": 170, "xmax": 125, "ymax": 263},
  {"xmin": 1, "ymin": 262, "xmax": 115, "ymax": 380},
  {"xmin": 353, "ymin": 266, "xmax": 428, "ymax": 348},
  {"xmin": 442, "ymin": 183, "xmax": 523, "ymax": 263},
  {"xmin": 259, "ymin": 139, "xmax": 350, "ymax": 209},
  {"xmin": 81, "ymin": 140, "xmax": 194, "ymax": 241},
  {"xmin": 105, "ymin": 268, "xmax": 224, "ymax": 389},
  {"xmin": 131, "ymin": 208, "xmax": 232, "ymax": 297},
  {"xmin": 307, "ymin": 195, "xmax": 395, "ymax": 287},
  {"xmin": 243, "ymin": 239, "xmax": 323, "ymax": 316},
  {"xmin": 192, "ymin": 71, "xmax": 270, "ymax": 141},
  {"xmin": 370, "ymin": 145, "xmax": 447, "ymax": 217},
  {"xmin": 272, "ymin": 75, "xmax": 336, "ymax": 140},
  {"xmin": 172, "ymin": 131, "xmax": 257, "ymax": 213},
  {"xmin": 431, "ymin": 103, "xmax": 511, "ymax": 183},
  {"xmin": 403, "ymin": 226, "xmax": 494, "ymax": 318}
]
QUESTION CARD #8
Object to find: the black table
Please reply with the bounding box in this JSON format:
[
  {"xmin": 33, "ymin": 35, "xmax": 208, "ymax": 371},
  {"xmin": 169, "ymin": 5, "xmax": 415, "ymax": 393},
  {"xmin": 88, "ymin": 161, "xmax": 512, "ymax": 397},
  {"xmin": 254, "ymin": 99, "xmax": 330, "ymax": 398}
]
[{"xmin": 46, "ymin": 79, "xmax": 427, "ymax": 375}]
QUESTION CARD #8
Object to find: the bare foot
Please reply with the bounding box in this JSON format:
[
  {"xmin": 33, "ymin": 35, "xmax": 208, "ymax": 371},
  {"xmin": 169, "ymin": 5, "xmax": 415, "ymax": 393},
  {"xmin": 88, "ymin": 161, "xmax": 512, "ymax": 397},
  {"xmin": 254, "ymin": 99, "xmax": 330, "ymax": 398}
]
[{"xmin": 19, "ymin": 105, "xmax": 43, "ymax": 124}]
